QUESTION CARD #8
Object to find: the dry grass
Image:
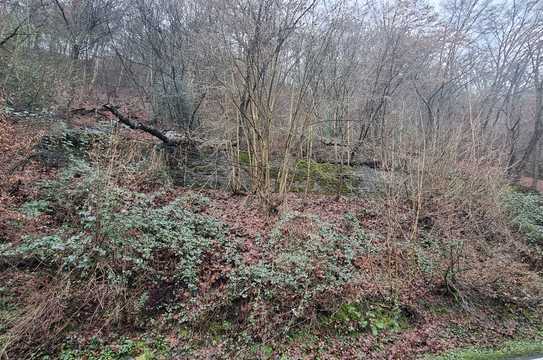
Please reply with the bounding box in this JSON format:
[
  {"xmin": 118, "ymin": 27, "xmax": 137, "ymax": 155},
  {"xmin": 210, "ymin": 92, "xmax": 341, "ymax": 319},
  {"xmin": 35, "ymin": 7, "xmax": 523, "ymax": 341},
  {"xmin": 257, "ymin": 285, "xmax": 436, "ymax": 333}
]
[
  {"xmin": 0, "ymin": 120, "xmax": 168, "ymax": 358},
  {"xmin": 89, "ymin": 131, "xmax": 171, "ymax": 192},
  {"xmin": 0, "ymin": 269, "xmax": 142, "ymax": 359},
  {"xmin": 1, "ymin": 277, "xmax": 73, "ymax": 357},
  {"xmin": 374, "ymin": 122, "xmax": 541, "ymax": 309}
]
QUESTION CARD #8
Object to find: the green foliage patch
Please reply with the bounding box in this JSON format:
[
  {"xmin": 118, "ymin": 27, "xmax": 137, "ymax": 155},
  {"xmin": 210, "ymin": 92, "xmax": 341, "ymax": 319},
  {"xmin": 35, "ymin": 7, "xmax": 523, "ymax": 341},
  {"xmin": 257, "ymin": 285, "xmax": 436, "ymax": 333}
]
[
  {"xmin": 503, "ymin": 189, "xmax": 543, "ymax": 244},
  {"xmin": 427, "ymin": 339, "xmax": 543, "ymax": 360},
  {"xmin": 2, "ymin": 161, "xmax": 227, "ymax": 291},
  {"xmin": 293, "ymin": 159, "xmax": 354, "ymax": 194},
  {"xmin": 19, "ymin": 200, "xmax": 50, "ymax": 218},
  {"xmin": 226, "ymin": 212, "xmax": 371, "ymax": 337},
  {"xmin": 59, "ymin": 336, "xmax": 172, "ymax": 360},
  {"xmin": 322, "ymin": 301, "xmax": 406, "ymax": 335}
]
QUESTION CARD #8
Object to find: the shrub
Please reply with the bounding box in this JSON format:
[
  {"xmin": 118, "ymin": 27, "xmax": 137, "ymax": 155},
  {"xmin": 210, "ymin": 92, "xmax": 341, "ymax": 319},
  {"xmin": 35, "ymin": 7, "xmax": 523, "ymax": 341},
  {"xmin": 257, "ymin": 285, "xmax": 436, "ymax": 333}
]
[
  {"xmin": 225, "ymin": 212, "xmax": 370, "ymax": 338},
  {"xmin": 2, "ymin": 190, "xmax": 226, "ymax": 290},
  {"xmin": 2, "ymin": 154, "xmax": 226, "ymax": 288},
  {"xmin": 59, "ymin": 336, "xmax": 172, "ymax": 360},
  {"xmin": 19, "ymin": 200, "xmax": 50, "ymax": 218},
  {"xmin": 0, "ymin": 158, "xmax": 228, "ymax": 357},
  {"xmin": 36, "ymin": 127, "xmax": 99, "ymax": 168},
  {"xmin": 503, "ymin": 189, "xmax": 543, "ymax": 245},
  {"xmin": 0, "ymin": 52, "xmax": 62, "ymax": 111}
]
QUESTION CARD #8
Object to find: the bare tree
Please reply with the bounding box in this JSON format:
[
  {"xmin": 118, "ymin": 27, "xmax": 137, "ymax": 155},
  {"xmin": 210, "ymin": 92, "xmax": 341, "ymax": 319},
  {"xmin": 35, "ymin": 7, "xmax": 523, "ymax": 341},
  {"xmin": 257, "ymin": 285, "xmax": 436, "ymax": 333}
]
[{"xmin": 214, "ymin": 0, "xmax": 325, "ymax": 208}]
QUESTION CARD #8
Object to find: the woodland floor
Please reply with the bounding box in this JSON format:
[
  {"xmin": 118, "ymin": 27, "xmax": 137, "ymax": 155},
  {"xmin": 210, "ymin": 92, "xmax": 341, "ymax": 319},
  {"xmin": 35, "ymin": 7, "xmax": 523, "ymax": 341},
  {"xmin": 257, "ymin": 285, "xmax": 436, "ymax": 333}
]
[{"xmin": 1, "ymin": 114, "xmax": 542, "ymax": 359}]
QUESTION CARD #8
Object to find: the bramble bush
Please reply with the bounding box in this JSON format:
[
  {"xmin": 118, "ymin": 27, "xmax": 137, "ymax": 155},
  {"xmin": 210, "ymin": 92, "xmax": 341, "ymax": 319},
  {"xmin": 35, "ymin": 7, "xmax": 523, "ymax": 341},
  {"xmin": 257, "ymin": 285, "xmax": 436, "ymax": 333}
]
[
  {"xmin": 503, "ymin": 189, "xmax": 543, "ymax": 245},
  {"xmin": 0, "ymin": 157, "xmax": 230, "ymax": 357},
  {"xmin": 59, "ymin": 336, "xmax": 172, "ymax": 360},
  {"xmin": 2, "ymin": 166, "xmax": 227, "ymax": 290},
  {"xmin": 225, "ymin": 212, "xmax": 372, "ymax": 338},
  {"xmin": 2, "ymin": 153, "xmax": 228, "ymax": 311}
]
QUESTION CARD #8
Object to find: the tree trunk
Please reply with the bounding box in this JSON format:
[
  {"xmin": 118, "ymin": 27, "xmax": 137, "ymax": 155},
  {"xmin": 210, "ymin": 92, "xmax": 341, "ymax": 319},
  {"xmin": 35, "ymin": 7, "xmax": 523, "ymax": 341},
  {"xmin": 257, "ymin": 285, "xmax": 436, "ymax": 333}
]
[{"xmin": 518, "ymin": 84, "xmax": 543, "ymax": 175}]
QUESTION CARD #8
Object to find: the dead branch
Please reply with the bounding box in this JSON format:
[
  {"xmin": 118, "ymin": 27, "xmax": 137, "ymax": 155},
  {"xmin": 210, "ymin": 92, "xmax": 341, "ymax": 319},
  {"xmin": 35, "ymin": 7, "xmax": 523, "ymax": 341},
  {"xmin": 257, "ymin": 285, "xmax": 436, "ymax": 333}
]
[
  {"xmin": 0, "ymin": 23, "xmax": 23, "ymax": 48},
  {"xmin": 101, "ymin": 104, "xmax": 173, "ymax": 145}
]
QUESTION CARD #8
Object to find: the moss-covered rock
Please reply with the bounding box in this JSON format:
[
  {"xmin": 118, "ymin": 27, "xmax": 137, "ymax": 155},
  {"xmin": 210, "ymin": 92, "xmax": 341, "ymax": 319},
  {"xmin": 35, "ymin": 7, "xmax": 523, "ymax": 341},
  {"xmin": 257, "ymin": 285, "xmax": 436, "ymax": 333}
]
[{"xmin": 292, "ymin": 159, "xmax": 354, "ymax": 194}]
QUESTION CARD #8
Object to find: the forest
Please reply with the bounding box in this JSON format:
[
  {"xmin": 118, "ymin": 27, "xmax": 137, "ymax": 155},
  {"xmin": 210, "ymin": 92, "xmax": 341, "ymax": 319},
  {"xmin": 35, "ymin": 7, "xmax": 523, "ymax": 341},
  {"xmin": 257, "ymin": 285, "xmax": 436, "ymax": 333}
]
[{"xmin": 1, "ymin": 0, "xmax": 543, "ymax": 358}]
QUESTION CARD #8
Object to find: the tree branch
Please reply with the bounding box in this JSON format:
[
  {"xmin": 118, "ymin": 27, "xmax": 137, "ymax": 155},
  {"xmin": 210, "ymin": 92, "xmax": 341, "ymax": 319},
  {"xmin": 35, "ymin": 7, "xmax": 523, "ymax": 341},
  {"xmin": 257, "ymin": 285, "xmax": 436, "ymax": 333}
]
[
  {"xmin": 101, "ymin": 105, "xmax": 173, "ymax": 145},
  {"xmin": 0, "ymin": 23, "xmax": 23, "ymax": 48}
]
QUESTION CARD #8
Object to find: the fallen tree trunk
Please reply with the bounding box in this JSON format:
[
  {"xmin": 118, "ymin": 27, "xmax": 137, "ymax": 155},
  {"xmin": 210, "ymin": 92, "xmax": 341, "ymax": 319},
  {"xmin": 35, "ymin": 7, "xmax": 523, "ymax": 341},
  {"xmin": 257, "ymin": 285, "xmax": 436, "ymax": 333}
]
[
  {"xmin": 101, "ymin": 105, "xmax": 173, "ymax": 145},
  {"xmin": 73, "ymin": 105, "xmax": 207, "ymax": 149}
]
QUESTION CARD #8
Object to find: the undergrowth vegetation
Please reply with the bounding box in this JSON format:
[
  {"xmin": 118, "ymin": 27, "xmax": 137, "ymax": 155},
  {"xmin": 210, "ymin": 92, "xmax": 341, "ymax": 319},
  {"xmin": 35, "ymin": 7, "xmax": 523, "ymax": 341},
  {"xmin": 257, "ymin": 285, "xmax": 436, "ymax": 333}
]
[
  {"xmin": 0, "ymin": 133, "xmax": 229, "ymax": 357},
  {"xmin": 223, "ymin": 212, "xmax": 373, "ymax": 338},
  {"xmin": 503, "ymin": 189, "xmax": 543, "ymax": 246},
  {"xmin": 0, "ymin": 135, "xmax": 401, "ymax": 357},
  {"xmin": 1, "ymin": 124, "xmax": 543, "ymax": 358},
  {"xmin": 2, "ymin": 0, "xmax": 543, "ymax": 354},
  {"xmin": 58, "ymin": 336, "xmax": 172, "ymax": 360},
  {"xmin": 293, "ymin": 160, "xmax": 354, "ymax": 194},
  {"xmin": 5, "ymin": 186, "xmax": 227, "ymax": 290},
  {"xmin": 322, "ymin": 300, "xmax": 407, "ymax": 335}
]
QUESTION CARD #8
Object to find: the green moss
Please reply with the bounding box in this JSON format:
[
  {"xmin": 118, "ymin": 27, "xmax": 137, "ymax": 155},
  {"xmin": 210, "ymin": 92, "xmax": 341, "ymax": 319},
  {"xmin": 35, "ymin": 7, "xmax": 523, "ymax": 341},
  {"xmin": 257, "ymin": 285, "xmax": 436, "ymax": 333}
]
[
  {"xmin": 186, "ymin": 162, "xmax": 217, "ymax": 173},
  {"xmin": 427, "ymin": 339, "xmax": 543, "ymax": 360},
  {"xmin": 178, "ymin": 326, "xmax": 191, "ymax": 339},
  {"xmin": 293, "ymin": 160, "xmax": 353, "ymax": 194},
  {"xmin": 234, "ymin": 155, "xmax": 356, "ymax": 194},
  {"xmin": 238, "ymin": 151, "xmax": 251, "ymax": 166}
]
